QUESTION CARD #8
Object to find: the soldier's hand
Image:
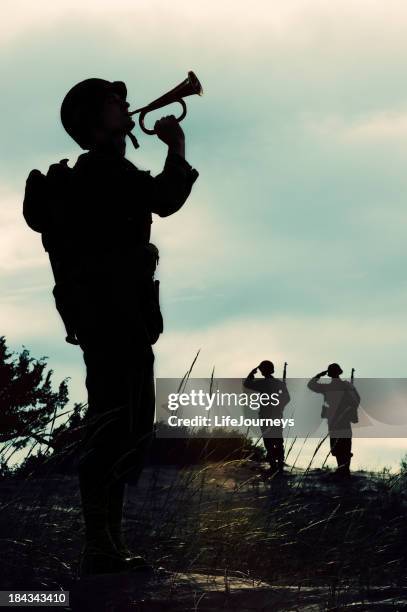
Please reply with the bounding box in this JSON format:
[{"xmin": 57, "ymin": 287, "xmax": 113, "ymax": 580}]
[
  {"xmin": 27, "ymin": 169, "xmax": 43, "ymax": 180},
  {"xmin": 251, "ymin": 367, "xmax": 258, "ymax": 375},
  {"xmin": 47, "ymin": 159, "xmax": 69, "ymax": 178},
  {"xmin": 154, "ymin": 115, "xmax": 185, "ymax": 147},
  {"xmin": 316, "ymin": 370, "xmax": 328, "ymax": 378}
]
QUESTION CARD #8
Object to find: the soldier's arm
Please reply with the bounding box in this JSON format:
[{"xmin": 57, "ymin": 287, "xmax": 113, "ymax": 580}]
[
  {"xmin": 147, "ymin": 115, "xmax": 198, "ymax": 217},
  {"xmin": 307, "ymin": 373, "xmax": 327, "ymax": 394},
  {"xmin": 243, "ymin": 368, "xmax": 260, "ymax": 390},
  {"xmin": 147, "ymin": 151, "xmax": 199, "ymax": 217}
]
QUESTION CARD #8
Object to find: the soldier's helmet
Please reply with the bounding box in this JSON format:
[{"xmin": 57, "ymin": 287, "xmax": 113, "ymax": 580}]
[
  {"xmin": 60, "ymin": 78, "xmax": 127, "ymax": 150},
  {"xmin": 259, "ymin": 360, "xmax": 274, "ymax": 376},
  {"xmin": 327, "ymin": 363, "xmax": 343, "ymax": 377}
]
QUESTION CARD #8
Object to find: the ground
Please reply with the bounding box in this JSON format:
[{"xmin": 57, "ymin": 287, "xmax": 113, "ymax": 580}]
[{"xmin": 0, "ymin": 462, "xmax": 406, "ymax": 611}]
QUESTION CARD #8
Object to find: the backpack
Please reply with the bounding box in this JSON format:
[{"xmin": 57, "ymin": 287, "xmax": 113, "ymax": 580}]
[
  {"xmin": 24, "ymin": 159, "xmax": 74, "ymax": 248},
  {"xmin": 23, "ymin": 160, "xmax": 80, "ymax": 344},
  {"xmin": 344, "ymin": 383, "xmax": 360, "ymax": 424},
  {"xmin": 321, "ymin": 381, "xmax": 360, "ymax": 424}
]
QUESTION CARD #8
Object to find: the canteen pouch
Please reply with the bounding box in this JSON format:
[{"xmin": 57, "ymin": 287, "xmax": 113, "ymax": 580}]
[{"xmin": 140, "ymin": 244, "xmax": 163, "ymax": 345}]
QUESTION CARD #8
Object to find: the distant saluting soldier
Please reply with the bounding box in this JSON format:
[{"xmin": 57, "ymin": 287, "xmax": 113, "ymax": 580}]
[
  {"xmin": 308, "ymin": 363, "xmax": 360, "ymax": 479},
  {"xmin": 244, "ymin": 360, "xmax": 290, "ymax": 475}
]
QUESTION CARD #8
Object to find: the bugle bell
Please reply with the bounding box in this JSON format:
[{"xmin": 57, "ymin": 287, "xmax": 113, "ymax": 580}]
[{"xmin": 129, "ymin": 70, "xmax": 203, "ymax": 135}]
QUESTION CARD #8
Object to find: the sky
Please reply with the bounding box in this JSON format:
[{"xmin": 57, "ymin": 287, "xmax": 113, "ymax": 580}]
[{"xmin": 1, "ymin": 0, "xmax": 406, "ymax": 469}]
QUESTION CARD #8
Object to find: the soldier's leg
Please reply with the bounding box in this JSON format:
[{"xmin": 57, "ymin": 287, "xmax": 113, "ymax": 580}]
[
  {"xmin": 330, "ymin": 435, "xmax": 352, "ymax": 477},
  {"xmin": 261, "ymin": 426, "xmax": 277, "ymax": 470},
  {"xmin": 106, "ymin": 344, "xmax": 155, "ymax": 556},
  {"xmin": 330, "ymin": 436, "xmax": 339, "ymax": 465},
  {"xmin": 76, "ymin": 334, "xmax": 133, "ymax": 573},
  {"xmin": 274, "ymin": 435, "xmax": 285, "ymax": 470},
  {"xmin": 336, "ymin": 436, "xmax": 352, "ymax": 475},
  {"xmin": 347, "ymin": 437, "xmax": 353, "ymax": 472},
  {"xmin": 75, "ymin": 287, "xmax": 156, "ymax": 568},
  {"xmin": 105, "ymin": 343, "xmax": 155, "ymax": 481},
  {"xmin": 107, "ymin": 479, "xmax": 128, "ymax": 556}
]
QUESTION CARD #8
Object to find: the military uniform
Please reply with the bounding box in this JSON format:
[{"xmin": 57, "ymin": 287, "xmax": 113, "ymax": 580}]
[
  {"xmin": 24, "ymin": 141, "xmax": 198, "ymax": 571},
  {"xmin": 307, "ymin": 376, "xmax": 360, "ymax": 476},
  {"xmin": 243, "ymin": 373, "xmax": 290, "ymax": 472}
]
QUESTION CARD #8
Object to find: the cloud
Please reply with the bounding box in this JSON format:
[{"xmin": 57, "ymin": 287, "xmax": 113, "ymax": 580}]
[
  {"xmin": 0, "ymin": 189, "xmax": 47, "ymax": 273},
  {"xmin": 3, "ymin": 0, "xmax": 407, "ymax": 47},
  {"xmin": 154, "ymin": 314, "xmax": 407, "ymax": 378},
  {"xmin": 5, "ymin": 309, "xmax": 406, "ymax": 424},
  {"xmin": 1, "ymin": 0, "xmax": 407, "ymax": 472},
  {"xmin": 308, "ymin": 111, "xmax": 407, "ymax": 147}
]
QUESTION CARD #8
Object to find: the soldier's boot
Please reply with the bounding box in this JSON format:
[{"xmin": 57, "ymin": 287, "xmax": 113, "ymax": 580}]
[
  {"xmin": 267, "ymin": 444, "xmax": 285, "ymax": 475},
  {"xmin": 264, "ymin": 460, "xmax": 279, "ymax": 476},
  {"xmin": 276, "ymin": 444, "xmax": 285, "ymax": 474},
  {"xmin": 335, "ymin": 455, "xmax": 351, "ymax": 479},
  {"xmin": 277, "ymin": 460, "xmax": 285, "ymax": 474},
  {"xmin": 107, "ymin": 480, "xmax": 153, "ymax": 572},
  {"xmin": 80, "ymin": 509, "xmax": 132, "ymax": 575},
  {"xmin": 79, "ymin": 472, "xmax": 137, "ymax": 576},
  {"xmin": 80, "ymin": 533, "xmax": 136, "ymax": 576}
]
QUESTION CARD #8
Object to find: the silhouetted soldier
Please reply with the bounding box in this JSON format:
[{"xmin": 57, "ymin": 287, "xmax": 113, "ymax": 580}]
[
  {"xmin": 308, "ymin": 363, "xmax": 360, "ymax": 479},
  {"xmin": 243, "ymin": 360, "xmax": 290, "ymax": 474},
  {"xmin": 23, "ymin": 78, "xmax": 198, "ymax": 575}
]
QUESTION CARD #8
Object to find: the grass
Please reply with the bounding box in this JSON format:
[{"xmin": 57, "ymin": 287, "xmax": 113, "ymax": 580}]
[
  {"xmin": 0, "ymin": 349, "xmax": 406, "ymax": 609},
  {"xmin": 0, "ymin": 442, "xmax": 406, "ymax": 609}
]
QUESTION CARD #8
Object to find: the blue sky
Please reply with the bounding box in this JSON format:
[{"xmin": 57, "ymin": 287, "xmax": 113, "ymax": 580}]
[{"xmin": 1, "ymin": 0, "xmax": 406, "ymax": 467}]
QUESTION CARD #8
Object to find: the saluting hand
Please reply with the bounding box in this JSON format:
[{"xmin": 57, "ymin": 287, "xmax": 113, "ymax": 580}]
[{"xmin": 315, "ymin": 370, "xmax": 328, "ymax": 378}]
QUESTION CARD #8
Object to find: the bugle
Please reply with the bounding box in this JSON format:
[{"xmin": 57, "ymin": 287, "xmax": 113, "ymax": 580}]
[{"xmin": 129, "ymin": 70, "xmax": 203, "ymax": 135}]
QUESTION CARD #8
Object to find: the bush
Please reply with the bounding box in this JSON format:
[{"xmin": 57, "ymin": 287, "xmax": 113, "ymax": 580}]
[{"xmin": 150, "ymin": 423, "xmax": 265, "ymax": 465}]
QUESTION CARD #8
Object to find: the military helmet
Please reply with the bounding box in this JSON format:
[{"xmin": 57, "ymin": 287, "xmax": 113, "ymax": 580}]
[
  {"xmin": 327, "ymin": 363, "xmax": 343, "ymax": 377},
  {"xmin": 60, "ymin": 78, "xmax": 127, "ymax": 149},
  {"xmin": 259, "ymin": 360, "xmax": 274, "ymax": 375}
]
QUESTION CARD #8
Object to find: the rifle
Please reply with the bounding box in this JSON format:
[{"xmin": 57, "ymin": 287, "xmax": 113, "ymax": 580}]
[
  {"xmin": 348, "ymin": 367, "xmax": 359, "ymax": 423},
  {"xmin": 283, "ymin": 362, "xmax": 288, "ymax": 382}
]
